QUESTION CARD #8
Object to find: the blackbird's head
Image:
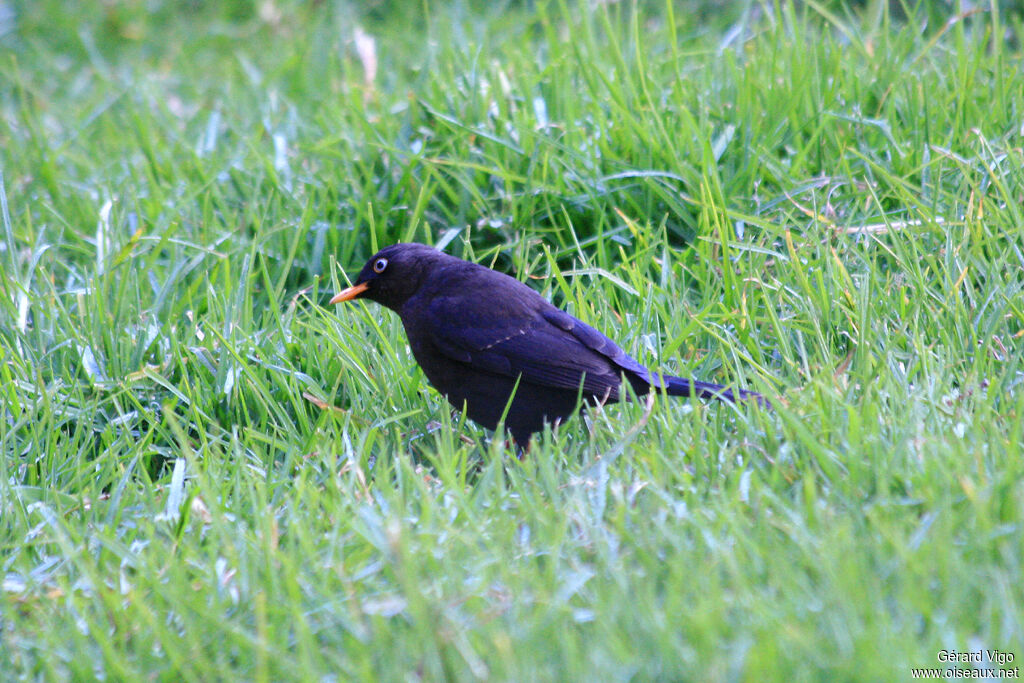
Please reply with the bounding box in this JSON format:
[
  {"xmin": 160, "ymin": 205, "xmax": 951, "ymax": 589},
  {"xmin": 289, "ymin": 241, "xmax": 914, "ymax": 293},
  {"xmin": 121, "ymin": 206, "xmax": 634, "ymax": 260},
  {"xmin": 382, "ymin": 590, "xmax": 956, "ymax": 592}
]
[{"xmin": 329, "ymin": 243, "xmax": 444, "ymax": 311}]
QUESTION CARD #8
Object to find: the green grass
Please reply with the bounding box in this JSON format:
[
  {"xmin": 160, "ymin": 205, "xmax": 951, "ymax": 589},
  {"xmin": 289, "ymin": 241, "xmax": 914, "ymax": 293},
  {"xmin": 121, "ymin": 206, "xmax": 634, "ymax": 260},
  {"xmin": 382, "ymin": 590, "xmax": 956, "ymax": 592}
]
[{"xmin": 2, "ymin": 0, "xmax": 1023, "ymax": 679}]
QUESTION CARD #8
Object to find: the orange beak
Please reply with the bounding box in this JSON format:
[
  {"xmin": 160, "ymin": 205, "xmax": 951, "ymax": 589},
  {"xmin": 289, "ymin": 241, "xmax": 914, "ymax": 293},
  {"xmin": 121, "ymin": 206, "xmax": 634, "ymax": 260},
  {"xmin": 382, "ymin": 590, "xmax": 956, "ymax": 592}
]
[{"xmin": 329, "ymin": 282, "xmax": 369, "ymax": 304}]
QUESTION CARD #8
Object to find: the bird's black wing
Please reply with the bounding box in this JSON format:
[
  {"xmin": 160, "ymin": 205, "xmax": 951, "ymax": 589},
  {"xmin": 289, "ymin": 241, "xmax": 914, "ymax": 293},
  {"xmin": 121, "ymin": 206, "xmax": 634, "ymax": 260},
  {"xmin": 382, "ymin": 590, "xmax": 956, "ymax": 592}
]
[
  {"xmin": 538, "ymin": 307, "xmax": 660, "ymax": 385},
  {"xmin": 417, "ymin": 292, "xmax": 655, "ymax": 398}
]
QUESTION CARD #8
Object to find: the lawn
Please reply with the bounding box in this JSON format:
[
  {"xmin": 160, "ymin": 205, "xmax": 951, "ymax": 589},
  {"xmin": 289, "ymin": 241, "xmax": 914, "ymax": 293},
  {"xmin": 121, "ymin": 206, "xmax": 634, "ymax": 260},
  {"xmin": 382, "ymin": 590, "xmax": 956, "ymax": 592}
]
[{"xmin": 2, "ymin": 0, "xmax": 1023, "ymax": 680}]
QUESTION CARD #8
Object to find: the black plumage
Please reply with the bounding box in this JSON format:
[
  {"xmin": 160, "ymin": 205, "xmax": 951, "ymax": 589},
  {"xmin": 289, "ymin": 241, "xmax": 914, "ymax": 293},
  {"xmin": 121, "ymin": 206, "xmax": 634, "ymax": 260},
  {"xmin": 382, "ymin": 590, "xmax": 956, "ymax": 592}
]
[{"xmin": 330, "ymin": 243, "xmax": 762, "ymax": 444}]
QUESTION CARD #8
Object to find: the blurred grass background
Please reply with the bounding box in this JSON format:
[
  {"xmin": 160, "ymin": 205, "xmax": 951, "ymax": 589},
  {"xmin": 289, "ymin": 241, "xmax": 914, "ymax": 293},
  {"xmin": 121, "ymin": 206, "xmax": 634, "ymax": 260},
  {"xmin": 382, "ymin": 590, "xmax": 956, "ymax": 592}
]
[{"xmin": 2, "ymin": 0, "xmax": 1023, "ymax": 680}]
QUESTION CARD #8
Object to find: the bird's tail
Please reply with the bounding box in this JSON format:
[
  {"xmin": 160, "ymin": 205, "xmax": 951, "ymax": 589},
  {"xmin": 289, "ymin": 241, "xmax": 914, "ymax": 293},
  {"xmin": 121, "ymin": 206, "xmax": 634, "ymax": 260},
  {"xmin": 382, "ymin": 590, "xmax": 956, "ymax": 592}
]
[{"xmin": 657, "ymin": 374, "xmax": 766, "ymax": 407}]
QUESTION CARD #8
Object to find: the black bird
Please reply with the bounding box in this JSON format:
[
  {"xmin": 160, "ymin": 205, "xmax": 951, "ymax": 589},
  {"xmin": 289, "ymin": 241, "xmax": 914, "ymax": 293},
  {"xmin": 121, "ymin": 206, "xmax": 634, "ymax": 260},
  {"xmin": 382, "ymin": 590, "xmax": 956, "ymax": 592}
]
[{"xmin": 330, "ymin": 243, "xmax": 763, "ymax": 445}]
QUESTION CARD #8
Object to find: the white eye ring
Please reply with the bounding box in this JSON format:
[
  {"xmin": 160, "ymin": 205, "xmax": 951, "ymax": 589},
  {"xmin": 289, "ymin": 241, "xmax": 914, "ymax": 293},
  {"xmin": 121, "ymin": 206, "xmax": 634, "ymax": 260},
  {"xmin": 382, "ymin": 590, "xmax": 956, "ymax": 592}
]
[{"xmin": 373, "ymin": 258, "xmax": 388, "ymax": 273}]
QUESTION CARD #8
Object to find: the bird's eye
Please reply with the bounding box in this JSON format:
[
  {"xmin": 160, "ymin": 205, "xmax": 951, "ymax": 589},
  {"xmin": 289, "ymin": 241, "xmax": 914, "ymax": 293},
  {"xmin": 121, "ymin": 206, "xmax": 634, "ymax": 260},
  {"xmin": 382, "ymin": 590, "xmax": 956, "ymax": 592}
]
[{"xmin": 373, "ymin": 258, "xmax": 388, "ymax": 273}]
